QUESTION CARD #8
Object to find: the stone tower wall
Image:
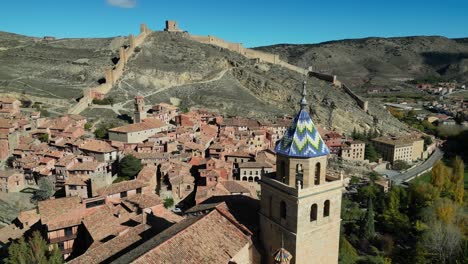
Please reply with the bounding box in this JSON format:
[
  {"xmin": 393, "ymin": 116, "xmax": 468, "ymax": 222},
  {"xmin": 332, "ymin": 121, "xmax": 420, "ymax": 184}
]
[{"xmin": 68, "ymin": 24, "xmax": 150, "ymax": 115}]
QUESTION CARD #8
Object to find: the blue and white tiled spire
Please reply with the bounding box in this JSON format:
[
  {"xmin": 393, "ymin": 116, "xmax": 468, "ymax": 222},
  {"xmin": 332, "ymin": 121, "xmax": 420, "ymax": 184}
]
[{"xmin": 275, "ymin": 81, "xmax": 330, "ymax": 158}]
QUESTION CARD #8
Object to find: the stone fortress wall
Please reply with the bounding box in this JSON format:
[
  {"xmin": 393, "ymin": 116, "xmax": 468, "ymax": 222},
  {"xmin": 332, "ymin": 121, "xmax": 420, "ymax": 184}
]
[
  {"xmin": 68, "ymin": 24, "xmax": 151, "ymax": 114},
  {"xmin": 187, "ymin": 28, "xmax": 368, "ymax": 112},
  {"xmin": 68, "ymin": 21, "xmax": 367, "ymax": 114}
]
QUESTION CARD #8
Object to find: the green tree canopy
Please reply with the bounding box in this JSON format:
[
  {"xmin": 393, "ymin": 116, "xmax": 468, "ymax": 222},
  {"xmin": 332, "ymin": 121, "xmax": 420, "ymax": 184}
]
[
  {"xmin": 119, "ymin": 155, "xmax": 142, "ymax": 179},
  {"xmin": 35, "ymin": 178, "xmax": 54, "ymax": 201},
  {"xmin": 6, "ymin": 231, "xmax": 63, "ymax": 264}
]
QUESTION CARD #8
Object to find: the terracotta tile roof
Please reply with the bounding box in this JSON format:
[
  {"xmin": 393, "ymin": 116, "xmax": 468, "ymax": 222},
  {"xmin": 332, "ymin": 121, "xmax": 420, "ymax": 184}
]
[
  {"xmin": 55, "ymin": 154, "xmax": 76, "ymax": 167},
  {"xmin": 225, "ymin": 151, "xmax": 253, "ymax": 158},
  {"xmin": 124, "ymin": 193, "xmax": 162, "ymax": 210},
  {"xmin": 114, "ymin": 204, "xmax": 252, "ymax": 264},
  {"xmin": 222, "ymin": 117, "xmax": 260, "ymax": 128},
  {"xmin": 68, "ymin": 224, "xmax": 148, "ymax": 264},
  {"xmin": 220, "ymin": 181, "xmax": 250, "ymax": 194},
  {"xmin": 109, "ymin": 119, "xmax": 167, "ymax": 133},
  {"xmin": 151, "ymin": 206, "xmax": 184, "ymax": 223},
  {"xmin": 372, "ymin": 136, "xmax": 422, "ymax": 146},
  {"xmin": 238, "ymin": 161, "xmax": 272, "ymax": 169},
  {"xmin": 96, "ymin": 180, "xmax": 148, "ymax": 196},
  {"xmin": 69, "ymin": 161, "xmax": 104, "ymax": 171},
  {"xmin": 38, "ymin": 196, "xmax": 85, "ymax": 230},
  {"xmin": 136, "ymin": 165, "xmax": 157, "ymax": 183},
  {"xmin": 17, "ymin": 209, "xmax": 40, "ymax": 225},
  {"xmin": 82, "ymin": 205, "xmax": 129, "ymax": 242},
  {"xmin": 0, "ymin": 97, "xmax": 19, "ymax": 104},
  {"xmin": 0, "ymin": 118, "xmax": 15, "ymax": 129},
  {"xmin": 65, "ymin": 176, "xmax": 88, "ymax": 186},
  {"xmin": 0, "ymin": 170, "xmax": 21, "ymax": 178},
  {"xmin": 79, "ymin": 139, "xmax": 116, "ymax": 153}
]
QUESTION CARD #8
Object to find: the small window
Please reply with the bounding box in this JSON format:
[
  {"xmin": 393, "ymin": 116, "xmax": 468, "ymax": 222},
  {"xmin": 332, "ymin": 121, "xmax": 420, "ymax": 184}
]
[
  {"xmin": 64, "ymin": 227, "xmax": 73, "ymax": 237},
  {"xmin": 310, "ymin": 204, "xmax": 318, "ymax": 221},
  {"xmin": 324, "ymin": 200, "xmax": 330, "ymax": 217},
  {"xmin": 121, "ymin": 191, "xmax": 128, "ymax": 198},
  {"xmin": 280, "ymin": 201, "xmax": 287, "ymax": 219},
  {"xmin": 136, "ymin": 188, "xmax": 142, "ymax": 194},
  {"xmin": 69, "ymin": 185, "xmax": 77, "ymax": 190}
]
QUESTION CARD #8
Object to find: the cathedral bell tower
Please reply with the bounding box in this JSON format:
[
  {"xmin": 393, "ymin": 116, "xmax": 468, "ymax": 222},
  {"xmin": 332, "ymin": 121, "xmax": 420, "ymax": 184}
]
[
  {"xmin": 134, "ymin": 95, "xmax": 147, "ymax": 123},
  {"xmin": 260, "ymin": 81, "xmax": 344, "ymax": 264}
]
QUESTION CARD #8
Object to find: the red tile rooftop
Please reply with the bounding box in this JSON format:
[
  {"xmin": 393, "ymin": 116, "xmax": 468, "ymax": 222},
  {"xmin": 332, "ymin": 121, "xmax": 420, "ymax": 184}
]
[
  {"xmin": 96, "ymin": 180, "xmax": 148, "ymax": 196},
  {"xmin": 38, "ymin": 196, "xmax": 85, "ymax": 230},
  {"xmin": 116, "ymin": 203, "xmax": 252, "ymax": 264},
  {"xmin": 109, "ymin": 119, "xmax": 166, "ymax": 133},
  {"xmin": 79, "ymin": 139, "xmax": 116, "ymax": 153},
  {"xmin": 69, "ymin": 161, "xmax": 103, "ymax": 171}
]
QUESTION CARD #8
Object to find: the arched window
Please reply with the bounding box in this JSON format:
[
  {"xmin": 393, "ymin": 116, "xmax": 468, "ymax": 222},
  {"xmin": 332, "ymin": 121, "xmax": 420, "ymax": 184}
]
[
  {"xmin": 248, "ymin": 177, "xmax": 253, "ymax": 182},
  {"xmin": 254, "ymin": 177, "xmax": 259, "ymax": 182},
  {"xmin": 242, "ymin": 176, "xmax": 247, "ymax": 181},
  {"xmin": 323, "ymin": 200, "xmax": 330, "ymax": 217},
  {"xmin": 314, "ymin": 163, "xmax": 321, "ymax": 185},
  {"xmin": 310, "ymin": 204, "xmax": 318, "ymax": 221},
  {"xmin": 279, "ymin": 161, "xmax": 287, "ymax": 183},
  {"xmin": 280, "ymin": 201, "xmax": 287, "ymax": 219},
  {"xmin": 296, "ymin": 164, "xmax": 303, "ymax": 178}
]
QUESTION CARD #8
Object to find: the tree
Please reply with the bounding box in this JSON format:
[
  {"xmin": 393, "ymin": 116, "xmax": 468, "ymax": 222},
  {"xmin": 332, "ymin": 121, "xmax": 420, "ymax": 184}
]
[
  {"xmin": 48, "ymin": 245, "xmax": 63, "ymax": 264},
  {"xmin": 339, "ymin": 236, "xmax": 359, "ymax": 264},
  {"xmin": 119, "ymin": 155, "xmax": 142, "ymax": 179},
  {"xmin": 6, "ymin": 156, "xmax": 16, "ymax": 168},
  {"xmin": 164, "ymin": 197, "xmax": 174, "ymax": 208},
  {"xmin": 422, "ymin": 135, "xmax": 433, "ymax": 150},
  {"xmin": 28, "ymin": 230, "xmax": 48, "ymax": 263},
  {"xmin": 431, "ymin": 160, "xmax": 450, "ymax": 190},
  {"xmin": 393, "ymin": 160, "xmax": 410, "ymax": 171},
  {"xmin": 362, "ymin": 197, "xmax": 376, "ymax": 240},
  {"xmin": 5, "ymin": 231, "xmax": 63, "ymax": 264},
  {"xmin": 5, "ymin": 237, "xmax": 28, "ymax": 264},
  {"xmin": 422, "ymin": 221, "xmax": 462, "ymax": 264},
  {"xmin": 365, "ymin": 143, "xmax": 380, "ymax": 162},
  {"xmin": 94, "ymin": 126, "xmax": 108, "ymax": 139},
  {"xmin": 38, "ymin": 133, "xmax": 49, "ymax": 143},
  {"xmin": 35, "ymin": 178, "xmax": 54, "ymax": 201}
]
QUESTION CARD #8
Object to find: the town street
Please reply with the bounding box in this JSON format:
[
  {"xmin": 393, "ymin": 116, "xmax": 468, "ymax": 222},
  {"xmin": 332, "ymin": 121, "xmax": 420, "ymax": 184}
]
[{"xmin": 390, "ymin": 148, "xmax": 444, "ymax": 185}]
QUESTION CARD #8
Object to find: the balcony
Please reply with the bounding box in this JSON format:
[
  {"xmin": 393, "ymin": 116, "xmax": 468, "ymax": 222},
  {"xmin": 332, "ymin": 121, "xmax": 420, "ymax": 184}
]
[{"xmin": 49, "ymin": 233, "xmax": 77, "ymax": 244}]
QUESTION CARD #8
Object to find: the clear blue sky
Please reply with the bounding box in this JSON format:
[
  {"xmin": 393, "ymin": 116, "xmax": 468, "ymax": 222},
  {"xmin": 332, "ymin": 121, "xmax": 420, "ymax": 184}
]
[{"xmin": 1, "ymin": 0, "xmax": 466, "ymax": 47}]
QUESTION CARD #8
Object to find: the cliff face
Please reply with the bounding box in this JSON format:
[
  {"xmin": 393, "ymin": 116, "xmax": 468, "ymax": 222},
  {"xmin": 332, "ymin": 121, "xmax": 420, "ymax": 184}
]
[{"xmin": 256, "ymin": 36, "xmax": 468, "ymax": 87}]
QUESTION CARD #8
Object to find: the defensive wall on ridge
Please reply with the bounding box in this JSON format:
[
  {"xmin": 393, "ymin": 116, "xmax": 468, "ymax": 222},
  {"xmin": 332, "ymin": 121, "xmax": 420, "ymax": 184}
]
[
  {"xmin": 187, "ymin": 33, "xmax": 368, "ymax": 112},
  {"xmin": 68, "ymin": 24, "xmax": 151, "ymax": 115}
]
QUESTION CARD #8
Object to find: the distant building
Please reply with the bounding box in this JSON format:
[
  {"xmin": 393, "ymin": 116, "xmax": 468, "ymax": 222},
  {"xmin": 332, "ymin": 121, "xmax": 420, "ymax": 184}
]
[
  {"xmin": 372, "ymin": 136, "xmax": 424, "ymax": 164},
  {"xmin": 108, "ymin": 119, "xmax": 172, "ymax": 144},
  {"xmin": 0, "ymin": 170, "xmax": 25, "ymax": 193},
  {"xmin": 238, "ymin": 161, "xmax": 273, "ymax": 182},
  {"xmin": 164, "ymin": 20, "xmax": 183, "ymax": 32},
  {"xmin": 341, "ymin": 141, "xmax": 365, "ymax": 161}
]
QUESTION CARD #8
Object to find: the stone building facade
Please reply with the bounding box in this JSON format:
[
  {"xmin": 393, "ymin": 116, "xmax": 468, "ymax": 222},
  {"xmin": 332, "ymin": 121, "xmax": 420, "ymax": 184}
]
[
  {"xmin": 259, "ymin": 82, "xmax": 343, "ymax": 264},
  {"xmin": 372, "ymin": 136, "xmax": 424, "ymax": 164}
]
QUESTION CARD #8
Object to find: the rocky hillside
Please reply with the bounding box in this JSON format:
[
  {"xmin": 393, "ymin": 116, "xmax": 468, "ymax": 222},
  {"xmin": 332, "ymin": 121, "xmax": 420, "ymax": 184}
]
[
  {"xmin": 103, "ymin": 32, "xmax": 407, "ymax": 134},
  {"xmin": 0, "ymin": 30, "xmax": 409, "ymax": 134},
  {"xmin": 0, "ymin": 31, "xmax": 126, "ymax": 100},
  {"xmin": 256, "ymin": 36, "xmax": 468, "ymax": 87}
]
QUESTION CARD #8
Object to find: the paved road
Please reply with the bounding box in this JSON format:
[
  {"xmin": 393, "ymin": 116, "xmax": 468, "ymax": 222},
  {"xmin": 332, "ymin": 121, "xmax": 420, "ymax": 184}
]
[{"xmin": 389, "ymin": 148, "xmax": 444, "ymax": 185}]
